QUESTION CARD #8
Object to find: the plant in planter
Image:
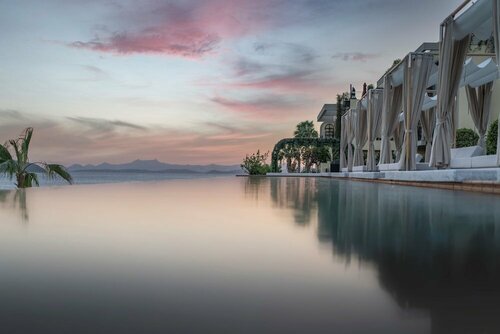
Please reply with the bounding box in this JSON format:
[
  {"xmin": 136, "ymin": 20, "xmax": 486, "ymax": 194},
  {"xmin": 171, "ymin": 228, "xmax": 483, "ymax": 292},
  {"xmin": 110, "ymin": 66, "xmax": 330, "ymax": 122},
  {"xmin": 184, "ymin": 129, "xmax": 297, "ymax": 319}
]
[
  {"xmin": 455, "ymin": 128, "xmax": 479, "ymax": 148},
  {"xmin": 486, "ymin": 120, "xmax": 498, "ymax": 155}
]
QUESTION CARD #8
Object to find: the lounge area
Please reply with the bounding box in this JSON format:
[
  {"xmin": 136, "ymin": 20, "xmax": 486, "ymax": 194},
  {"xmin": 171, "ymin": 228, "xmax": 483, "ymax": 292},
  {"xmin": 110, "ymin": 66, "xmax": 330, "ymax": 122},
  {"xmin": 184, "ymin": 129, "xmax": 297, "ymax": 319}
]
[
  {"xmin": 270, "ymin": 0, "xmax": 500, "ymax": 192},
  {"xmin": 335, "ymin": 0, "xmax": 500, "ymax": 183}
]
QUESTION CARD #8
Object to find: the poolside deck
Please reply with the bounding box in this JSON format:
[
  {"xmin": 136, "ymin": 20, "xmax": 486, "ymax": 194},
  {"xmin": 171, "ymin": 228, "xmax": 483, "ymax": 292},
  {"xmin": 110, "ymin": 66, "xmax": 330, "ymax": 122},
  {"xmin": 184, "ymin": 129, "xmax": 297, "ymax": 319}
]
[{"xmin": 266, "ymin": 169, "xmax": 500, "ymax": 194}]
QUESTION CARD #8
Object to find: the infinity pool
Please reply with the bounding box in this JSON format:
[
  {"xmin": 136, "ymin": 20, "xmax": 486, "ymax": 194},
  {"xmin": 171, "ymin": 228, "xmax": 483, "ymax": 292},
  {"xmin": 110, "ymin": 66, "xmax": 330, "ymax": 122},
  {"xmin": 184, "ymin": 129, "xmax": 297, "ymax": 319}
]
[{"xmin": 0, "ymin": 177, "xmax": 499, "ymax": 333}]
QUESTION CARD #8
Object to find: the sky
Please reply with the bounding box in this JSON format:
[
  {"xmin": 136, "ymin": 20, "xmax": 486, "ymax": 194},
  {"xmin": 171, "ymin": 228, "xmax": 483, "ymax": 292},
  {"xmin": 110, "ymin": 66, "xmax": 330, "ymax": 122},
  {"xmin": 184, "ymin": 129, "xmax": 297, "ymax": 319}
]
[{"xmin": 0, "ymin": 0, "xmax": 464, "ymax": 165}]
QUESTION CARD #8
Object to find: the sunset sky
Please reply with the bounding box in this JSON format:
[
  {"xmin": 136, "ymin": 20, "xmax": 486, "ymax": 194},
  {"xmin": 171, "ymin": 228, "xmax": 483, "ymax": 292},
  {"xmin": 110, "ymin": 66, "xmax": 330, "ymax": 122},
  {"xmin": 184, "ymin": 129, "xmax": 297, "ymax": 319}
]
[{"xmin": 0, "ymin": 0, "xmax": 464, "ymax": 165}]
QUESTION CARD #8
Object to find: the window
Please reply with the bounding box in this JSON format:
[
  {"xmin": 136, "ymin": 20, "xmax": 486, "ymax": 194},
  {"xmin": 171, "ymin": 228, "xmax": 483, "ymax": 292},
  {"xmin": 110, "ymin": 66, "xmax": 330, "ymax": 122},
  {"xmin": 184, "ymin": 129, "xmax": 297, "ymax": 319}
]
[{"xmin": 325, "ymin": 124, "xmax": 334, "ymax": 138}]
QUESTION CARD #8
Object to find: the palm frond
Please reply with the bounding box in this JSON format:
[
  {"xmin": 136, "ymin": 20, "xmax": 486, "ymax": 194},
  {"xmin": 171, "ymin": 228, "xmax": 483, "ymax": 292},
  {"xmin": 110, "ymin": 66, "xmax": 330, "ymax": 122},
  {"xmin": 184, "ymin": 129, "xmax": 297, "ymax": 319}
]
[
  {"xmin": 21, "ymin": 127, "xmax": 33, "ymax": 160},
  {"xmin": 24, "ymin": 172, "xmax": 39, "ymax": 188},
  {"xmin": 0, "ymin": 160, "xmax": 18, "ymax": 178},
  {"xmin": 0, "ymin": 145, "xmax": 12, "ymax": 163},
  {"xmin": 0, "ymin": 145, "xmax": 12, "ymax": 173},
  {"xmin": 44, "ymin": 164, "xmax": 73, "ymax": 184},
  {"xmin": 8, "ymin": 139, "xmax": 22, "ymax": 165}
]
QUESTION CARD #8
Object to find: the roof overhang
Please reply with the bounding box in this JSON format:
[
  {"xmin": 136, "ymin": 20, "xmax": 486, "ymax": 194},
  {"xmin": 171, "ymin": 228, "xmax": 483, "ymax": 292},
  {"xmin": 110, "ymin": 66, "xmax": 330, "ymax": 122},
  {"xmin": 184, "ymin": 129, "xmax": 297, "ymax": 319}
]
[{"xmin": 317, "ymin": 104, "xmax": 337, "ymax": 123}]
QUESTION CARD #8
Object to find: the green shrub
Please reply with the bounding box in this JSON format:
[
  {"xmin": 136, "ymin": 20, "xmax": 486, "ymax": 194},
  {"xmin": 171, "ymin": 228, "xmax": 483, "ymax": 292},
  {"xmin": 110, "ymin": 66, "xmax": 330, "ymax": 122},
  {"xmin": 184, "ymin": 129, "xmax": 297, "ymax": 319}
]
[
  {"xmin": 455, "ymin": 128, "xmax": 479, "ymax": 148},
  {"xmin": 241, "ymin": 150, "xmax": 271, "ymax": 175},
  {"xmin": 486, "ymin": 120, "xmax": 498, "ymax": 155}
]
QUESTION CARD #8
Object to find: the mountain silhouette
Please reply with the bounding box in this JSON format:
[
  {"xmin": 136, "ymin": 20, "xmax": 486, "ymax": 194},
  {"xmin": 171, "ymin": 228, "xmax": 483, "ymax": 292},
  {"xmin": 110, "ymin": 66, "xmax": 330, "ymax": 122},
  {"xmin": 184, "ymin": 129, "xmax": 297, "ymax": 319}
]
[{"xmin": 68, "ymin": 159, "xmax": 241, "ymax": 173}]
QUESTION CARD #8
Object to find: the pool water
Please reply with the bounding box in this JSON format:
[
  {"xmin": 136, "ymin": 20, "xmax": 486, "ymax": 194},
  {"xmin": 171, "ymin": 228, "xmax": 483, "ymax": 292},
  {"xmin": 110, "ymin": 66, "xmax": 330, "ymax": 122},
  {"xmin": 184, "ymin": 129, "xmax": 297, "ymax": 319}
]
[{"xmin": 0, "ymin": 177, "xmax": 499, "ymax": 334}]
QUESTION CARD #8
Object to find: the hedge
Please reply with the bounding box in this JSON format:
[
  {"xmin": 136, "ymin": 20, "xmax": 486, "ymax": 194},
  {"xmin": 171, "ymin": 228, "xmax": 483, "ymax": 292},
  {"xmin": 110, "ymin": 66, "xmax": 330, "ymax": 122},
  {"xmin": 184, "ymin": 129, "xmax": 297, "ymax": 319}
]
[
  {"xmin": 486, "ymin": 120, "xmax": 498, "ymax": 155},
  {"xmin": 455, "ymin": 128, "xmax": 479, "ymax": 148}
]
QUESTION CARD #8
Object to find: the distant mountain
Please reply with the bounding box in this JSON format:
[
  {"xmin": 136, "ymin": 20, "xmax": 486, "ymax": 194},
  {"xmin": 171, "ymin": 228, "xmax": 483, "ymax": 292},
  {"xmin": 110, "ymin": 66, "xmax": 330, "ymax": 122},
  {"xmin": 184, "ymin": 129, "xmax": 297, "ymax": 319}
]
[
  {"xmin": 26, "ymin": 165, "xmax": 46, "ymax": 173},
  {"xmin": 68, "ymin": 159, "xmax": 242, "ymax": 174}
]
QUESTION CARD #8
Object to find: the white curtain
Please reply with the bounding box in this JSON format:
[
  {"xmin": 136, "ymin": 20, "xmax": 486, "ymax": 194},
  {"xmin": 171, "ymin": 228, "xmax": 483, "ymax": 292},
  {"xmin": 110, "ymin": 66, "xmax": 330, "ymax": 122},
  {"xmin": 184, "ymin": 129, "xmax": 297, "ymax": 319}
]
[
  {"xmin": 354, "ymin": 105, "xmax": 368, "ymax": 166},
  {"xmin": 465, "ymin": 82, "xmax": 494, "ymax": 151},
  {"xmin": 379, "ymin": 76, "xmax": 403, "ymax": 164},
  {"xmin": 399, "ymin": 54, "xmax": 434, "ymax": 171},
  {"xmin": 495, "ymin": 0, "xmax": 500, "ymax": 165},
  {"xmin": 449, "ymin": 98, "xmax": 459, "ymax": 148},
  {"xmin": 430, "ymin": 18, "xmax": 471, "ymax": 168},
  {"xmin": 394, "ymin": 121, "xmax": 405, "ymax": 162},
  {"xmin": 346, "ymin": 111, "xmax": 355, "ymax": 172},
  {"xmin": 495, "ymin": 0, "xmax": 500, "ymax": 67},
  {"xmin": 339, "ymin": 116, "xmax": 347, "ymax": 170},
  {"xmin": 366, "ymin": 90, "xmax": 383, "ymax": 171},
  {"xmin": 420, "ymin": 107, "xmax": 436, "ymax": 162}
]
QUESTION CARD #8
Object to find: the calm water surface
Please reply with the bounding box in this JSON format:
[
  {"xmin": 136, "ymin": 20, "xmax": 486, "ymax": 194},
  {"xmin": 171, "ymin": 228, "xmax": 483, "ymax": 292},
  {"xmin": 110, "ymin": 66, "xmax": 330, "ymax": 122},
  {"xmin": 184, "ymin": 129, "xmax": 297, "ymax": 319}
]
[
  {"xmin": 0, "ymin": 171, "xmax": 233, "ymax": 189},
  {"xmin": 0, "ymin": 177, "xmax": 499, "ymax": 334}
]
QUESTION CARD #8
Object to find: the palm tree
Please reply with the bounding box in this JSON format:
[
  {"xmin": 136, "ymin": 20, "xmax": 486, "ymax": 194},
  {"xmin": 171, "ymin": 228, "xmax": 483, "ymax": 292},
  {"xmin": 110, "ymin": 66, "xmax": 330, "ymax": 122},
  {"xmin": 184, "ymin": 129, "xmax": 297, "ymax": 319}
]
[
  {"xmin": 294, "ymin": 121, "xmax": 318, "ymax": 138},
  {"xmin": 0, "ymin": 128, "xmax": 73, "ymax": 188},
  {"xmin": 280, "ymin": 144, "xmax": 301, "ymax": 173}
]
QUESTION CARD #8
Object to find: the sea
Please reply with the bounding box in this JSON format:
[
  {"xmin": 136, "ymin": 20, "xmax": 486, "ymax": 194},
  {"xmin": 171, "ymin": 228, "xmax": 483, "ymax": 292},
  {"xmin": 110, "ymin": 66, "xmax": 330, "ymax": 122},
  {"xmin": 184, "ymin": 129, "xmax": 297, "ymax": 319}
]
[{"xmin": 0, "ymin": 170, "xmax": 235, "ymax": 189}]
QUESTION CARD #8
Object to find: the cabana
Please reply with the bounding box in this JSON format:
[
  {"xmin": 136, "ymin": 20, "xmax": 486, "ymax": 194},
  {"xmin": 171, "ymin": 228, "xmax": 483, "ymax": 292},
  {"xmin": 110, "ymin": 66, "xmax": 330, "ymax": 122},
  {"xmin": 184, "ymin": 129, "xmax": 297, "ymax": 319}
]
[
  {"xmin": 353, "ymin": 98, "xmax": 368, "ymax": 171},
  {"xmin": 366, "ymin": 89, "xmax": 384, "ymax": 171},
  {"xmin": 378, "ymin": 52, "xmax": 435, "ymax": 171},
  {"xmin": 379, "ymin": 74, "xmax": 403, "ymax": 165},
  {"xmin": 341, "ymin": 109, "xmax": 356, "ymax": 172},
  {"xmin": 430, "ymin": 0, "xmax": 500, "ymax": 168},
  {"xmin": 339, "ymin": 116, "xmax": 348, "ymax": 171}
]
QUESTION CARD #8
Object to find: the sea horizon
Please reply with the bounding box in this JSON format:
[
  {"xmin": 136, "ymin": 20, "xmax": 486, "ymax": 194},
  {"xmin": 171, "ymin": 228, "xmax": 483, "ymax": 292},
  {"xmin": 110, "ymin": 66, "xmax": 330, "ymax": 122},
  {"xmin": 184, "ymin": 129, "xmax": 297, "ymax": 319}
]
[{"xmin": 0, "ymin": 170, "xmax": 237, "ymax": 190}]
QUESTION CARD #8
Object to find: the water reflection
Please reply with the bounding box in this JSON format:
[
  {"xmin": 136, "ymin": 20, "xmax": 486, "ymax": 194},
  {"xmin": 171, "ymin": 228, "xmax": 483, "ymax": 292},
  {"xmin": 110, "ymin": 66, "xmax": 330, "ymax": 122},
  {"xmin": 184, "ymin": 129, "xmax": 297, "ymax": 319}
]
[
  {"xmin": 0, "ymin": 178, "xmax": 498, "ymax": 333},
  {"xmin": 0, "ymin": 189, "xmax": 29, "ymax": 222},
  {"xmin": 254, "ymin": 177, "xmax": 500, "ymax": 334},
  {"xmin": 269, "ymin": 177, "xmax": 318, "ymax": 225},
  {"xmin": 333, "ymin": 183, "xmax": 500, "ymax": 334}
]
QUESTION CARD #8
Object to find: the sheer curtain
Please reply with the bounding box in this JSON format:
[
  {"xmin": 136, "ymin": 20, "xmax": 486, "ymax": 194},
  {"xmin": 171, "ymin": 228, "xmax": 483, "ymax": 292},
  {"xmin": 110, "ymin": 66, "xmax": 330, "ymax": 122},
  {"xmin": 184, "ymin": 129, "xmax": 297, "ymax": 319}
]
[
  {"xmin": 430, "ymin": 18, "xmax": 471, "ymax": 168},
  {"xmin": 339, "ymin": 116, "xmax": 347, "ymax": 170},
  {"xmin": 353, "ymin": 105, "xmax": 368, "ymax": 167},
  {"xmin": 494, "ymin": 0, "xmax": 500, "ymax": 165},
  {"xmin": 367, "ymin": 90, "xmax": 383, "ymax": 171},
  {"xmin": 465, "ymin": 82, "xmax": 494, "ymax": 151},
  {"xmin": 398, "ymin": 54, "xmax": 433, "ymax": 171},
  {"xmin": 420, "ymin": 107, "xmax": 436, "ymax": 162},
  {"xmin": 379, "ymin": 76, "xmax": 403, "ymax": 164},
  {"xmin": 394, "ymin": 121, "xmax": 405, "ymax": 162},
  {"xmin": 346, "ymin": 111, "xmax": 355, "ymax": 172}
]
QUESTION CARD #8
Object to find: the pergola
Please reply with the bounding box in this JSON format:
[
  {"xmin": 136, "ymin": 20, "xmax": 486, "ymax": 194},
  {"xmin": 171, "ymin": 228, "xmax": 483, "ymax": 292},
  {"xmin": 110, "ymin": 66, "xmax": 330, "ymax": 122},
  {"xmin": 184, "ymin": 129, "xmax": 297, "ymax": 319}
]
[
  {"xmin": 331, "ymin": 0, "xmax": 499, "ymax": 175},
  {"xmin": 430, "ymin": 0, "xmax": 500, "ymax": 168},
  {"xmin": 340, "ymin": 109, "xmax": 355, "ymax": 172},
  {"xmin": 375, "ymin": 0, "xmax": 499, "ymax": 171},
  {"xmin": 377, "ymin": 53, "xmax": 434, "ymax": 171}
]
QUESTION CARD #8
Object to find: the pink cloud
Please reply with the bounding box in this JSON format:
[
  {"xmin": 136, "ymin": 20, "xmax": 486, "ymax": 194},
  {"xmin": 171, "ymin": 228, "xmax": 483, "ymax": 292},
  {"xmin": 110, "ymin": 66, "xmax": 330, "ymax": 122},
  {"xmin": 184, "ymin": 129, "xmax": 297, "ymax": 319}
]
[
  {"xmin": 210, "ymin": 94, "xmax": 309, "ymax": 120},
  {"xmin": 71, "ymin": 31, "xmax": 220, "ymax": 58},
  {"xmin": 231, "ymin": 72, "xmax": 322, "ymax": 92},
  {"xmin": 68, "ymin": 0, "xmax": 275, "ymax": 58}
]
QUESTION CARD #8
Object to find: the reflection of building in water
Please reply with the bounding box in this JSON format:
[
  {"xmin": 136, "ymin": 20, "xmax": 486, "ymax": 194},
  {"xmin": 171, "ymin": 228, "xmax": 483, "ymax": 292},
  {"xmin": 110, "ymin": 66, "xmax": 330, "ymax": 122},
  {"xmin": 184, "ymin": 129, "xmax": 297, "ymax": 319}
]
[
  {"xmin": 244, "ymin": 177, "xmax": 318, "ymax": 226},
  {"xmin": 317, "ymin": 181, "xmax": 500, "ymax": 334},
  {"xmin": 0, "ymin": 189, "xmax": 29, "ymax": 223},
  {"xmin": 265, "ymin": 177, "xmax": 500, "ymax": 334},
  {"xmin": 270, "ymin": 177, "xmax": 319, "ymax": 226}
]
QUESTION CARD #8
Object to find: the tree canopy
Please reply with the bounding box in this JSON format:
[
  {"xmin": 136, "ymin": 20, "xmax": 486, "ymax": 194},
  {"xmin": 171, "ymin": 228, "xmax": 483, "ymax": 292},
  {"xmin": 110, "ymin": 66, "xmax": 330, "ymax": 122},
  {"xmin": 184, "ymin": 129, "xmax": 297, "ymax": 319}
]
[
  {"xmin": 294, "ymin": 121, "xmax": 318, "ymax": 138},
  {"xmin": 271, "ymin": 138, "xmax": 339, "ymax": 172}
]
